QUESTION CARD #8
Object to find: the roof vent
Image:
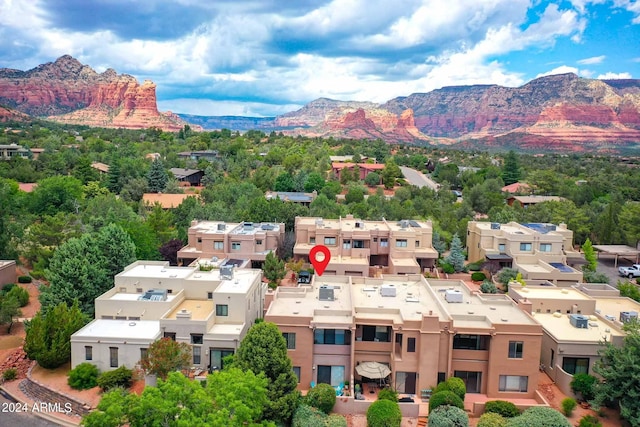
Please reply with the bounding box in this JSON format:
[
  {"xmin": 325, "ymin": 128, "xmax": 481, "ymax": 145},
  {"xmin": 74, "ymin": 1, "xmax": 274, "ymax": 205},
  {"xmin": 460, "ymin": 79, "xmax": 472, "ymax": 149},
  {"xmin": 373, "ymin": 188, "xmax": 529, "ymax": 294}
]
[
  {"xmin": 405, "ymin": 297, "xmax": 419, "ymax": 303},
  {"xmin": 129, "ymin": 322, "xmax": 136, "ymax": 326}
]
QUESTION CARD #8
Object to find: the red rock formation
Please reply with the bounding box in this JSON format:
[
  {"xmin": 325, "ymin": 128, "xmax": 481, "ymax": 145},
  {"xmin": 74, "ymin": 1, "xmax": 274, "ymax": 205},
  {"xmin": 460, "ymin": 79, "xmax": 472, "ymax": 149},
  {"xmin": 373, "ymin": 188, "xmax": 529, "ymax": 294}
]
[{"xmin": 0, "ymin": 55, "xmax": 190, "ymax": 131}]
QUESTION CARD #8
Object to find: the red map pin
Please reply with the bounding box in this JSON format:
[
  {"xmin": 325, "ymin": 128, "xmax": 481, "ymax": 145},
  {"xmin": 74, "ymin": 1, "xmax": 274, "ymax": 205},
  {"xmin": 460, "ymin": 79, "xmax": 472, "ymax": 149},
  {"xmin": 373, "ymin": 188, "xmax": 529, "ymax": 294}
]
[{"xmin": 309, "ymin": 245, "xmax": 331, "ymax": 276}]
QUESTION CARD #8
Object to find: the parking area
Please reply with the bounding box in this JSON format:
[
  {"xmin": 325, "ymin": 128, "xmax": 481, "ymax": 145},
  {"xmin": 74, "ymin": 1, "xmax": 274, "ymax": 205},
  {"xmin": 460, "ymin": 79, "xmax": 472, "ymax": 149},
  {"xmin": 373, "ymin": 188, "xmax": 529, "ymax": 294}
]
[{"xmin": 597, "ymin": 253, "xmax": 637, "ymax": 285}]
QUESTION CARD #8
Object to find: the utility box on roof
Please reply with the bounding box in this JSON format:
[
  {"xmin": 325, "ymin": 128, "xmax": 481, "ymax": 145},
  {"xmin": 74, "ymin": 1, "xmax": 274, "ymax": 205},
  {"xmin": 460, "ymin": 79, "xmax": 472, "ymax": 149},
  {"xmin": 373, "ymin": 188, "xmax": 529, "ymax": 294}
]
[
  {"xmin": 445, "ymin": 289, "xmax": 463, "ymax": 303},
  {"xmin": 380, "ymin": 284, "xmax": 396, "ymax": 297},
  {"xmin": 569, "ymin": 314, "xmax": 589, "ymax": 329}
]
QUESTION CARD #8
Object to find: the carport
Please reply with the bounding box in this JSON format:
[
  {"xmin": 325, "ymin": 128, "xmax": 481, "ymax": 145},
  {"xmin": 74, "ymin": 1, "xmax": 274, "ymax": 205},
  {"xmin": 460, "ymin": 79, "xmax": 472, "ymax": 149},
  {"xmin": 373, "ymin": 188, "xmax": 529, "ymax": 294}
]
[{"xmin": 593, "ymin": 245, "xmax": 640, "ymax": 267}]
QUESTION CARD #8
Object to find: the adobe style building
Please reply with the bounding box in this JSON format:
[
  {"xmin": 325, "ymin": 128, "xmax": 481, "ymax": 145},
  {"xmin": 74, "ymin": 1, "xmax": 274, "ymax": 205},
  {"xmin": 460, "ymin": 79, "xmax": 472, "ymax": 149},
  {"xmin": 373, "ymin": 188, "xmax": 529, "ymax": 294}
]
[
  {"xmin": 265, "ymin": 274, "xmax": 542, "ymax": 403},
  {"xmin": 467, "ymin": 221, "xmax": 584, "ymax": 286},
  {"xmin": 331, "ymin": 162, "xmax": 385, "ymax": 182},
  {"xmin": 177, "ymin": 220, "xmax": 284, "ymax": 268},
  {"xmin": 509, "ymin": 282, "xmax": 634, "ymax": 396},
  {"xmin": 71, "ymin": 261, "xmax": 265, "ymax": 373},
  {"xmin": 0, "ymin": 260, "xmax": 16, "ymax": 286},
  {"xmin": 294, "ymin": 216, "xmax": 437, "ymax": 276}
]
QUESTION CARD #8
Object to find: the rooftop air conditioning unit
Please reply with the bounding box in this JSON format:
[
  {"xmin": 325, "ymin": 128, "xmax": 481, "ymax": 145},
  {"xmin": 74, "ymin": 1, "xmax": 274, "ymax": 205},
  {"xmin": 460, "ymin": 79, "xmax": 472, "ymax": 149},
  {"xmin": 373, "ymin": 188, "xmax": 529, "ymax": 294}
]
[
  {"xmin": 620, "ymin": 311, "xmax": 639, "ymax": 323},
  {"xmin": 569, "ymin": 314, "xmax": 589, "ymax": 329},
  {"xmin": 445, "ymin": 289, "xmax": 463, "ymax": 303},
  {"xmin": 380, "ymin": 284, "xmax": 396, "ymax": 297},
  {"xmin": 319, "ymin": 285, "xmax": 334, "ymax": 301},
  {"xmin": 217, "ymin": 223, "xmax": 225, "ymax": 231},
  {"xmin": 490, "ymin": 223, "xmax": 500, "ymax": 230},
  {"xmin": 220, "ymin": 265, "xmax": 234, "ymax": 280}
]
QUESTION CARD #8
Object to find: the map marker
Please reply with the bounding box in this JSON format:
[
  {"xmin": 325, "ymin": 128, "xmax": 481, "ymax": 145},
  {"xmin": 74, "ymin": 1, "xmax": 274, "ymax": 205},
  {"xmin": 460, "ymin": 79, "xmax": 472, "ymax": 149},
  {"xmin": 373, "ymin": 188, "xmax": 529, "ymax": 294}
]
[{"xmin": 310, "ymin": 245, "xmax": 331, "ymax": 276}]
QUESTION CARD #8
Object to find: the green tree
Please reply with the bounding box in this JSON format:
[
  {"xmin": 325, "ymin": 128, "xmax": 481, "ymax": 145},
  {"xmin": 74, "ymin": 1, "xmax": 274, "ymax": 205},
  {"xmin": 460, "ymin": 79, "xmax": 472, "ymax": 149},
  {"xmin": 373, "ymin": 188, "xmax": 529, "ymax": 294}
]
[
  {"xmin": 274, "ymin": 172, "xmax": 297, "ymax": 192},
  {"xmin": 304, "ymin": 172, "xmax": 325, "ymax": 193},
  {"xmin": 592, "ymin": 321, "xmax": 640, "ymax": 425},
  {"xmin": 24, "ymin": 301, "xmax": 88, "ymax": 369},
  {"xmin": 345, "ymin": 183, "xmax": 366, "ymax": 204},
  {"xmin": 618, "ymin": 281, "xmax": 640, "ymax": 302},
  {"xmin": 139, "ymin": 338, "xmax": 192, "ymax": 380},
  {"xmin": 0, "ymin": 295, "xmax": 21, "ymax": 334},
  {"xmin": 106, "ymin": 160, "xmax": 122, "ymax": 193},
  {"xmin": 73, "ymin": 156, "xmax": 99, "ymax": 184},
  {"xmin": 366, "ymin": 399, "xmax": 401, "ymax": 427},
  {"xmin": 570, "ymin": 373, "xmax": 598, "ymax": 402},
  {"xmin": 364, "ymin": 172, "xmax": 381, "ymax": 187},
  {"xmin": 306, "ymin": 383, "xmax": 336, "ymax": 414},
  {"xmin": 235, "ymin": 322, "xmax": 300, "ymax": 424},
  {"xmin": 381, "ymin": 158, "xmax": 402, "ymax": 189},
  {"xmin": 146, "ymin": 158, "xmax": 168, "ymax": 193},
  {"xmin": 445, "ymin": 234, "xmax": 465, "ymax": 272},
  {"xmin": 619, "ymin": 201, "xmax": 640, "ymax": 247},
  {"xmin": 501, "ymin": 151, "xmax": 521, "ymax": 186},
  {"xmin": 263, "ymin": 251, "xmax": 286, "ymax": 289},
  {"xmin": 582, "ymin": 238, "xmax": 597, "ymax": 272},
  {"xmin": 29, "ymin": 175, "xmax": 83, "ymax": 216},
  {"xmin": 432, "ymin": 229, "xmax": 447, "ymax": 258}
]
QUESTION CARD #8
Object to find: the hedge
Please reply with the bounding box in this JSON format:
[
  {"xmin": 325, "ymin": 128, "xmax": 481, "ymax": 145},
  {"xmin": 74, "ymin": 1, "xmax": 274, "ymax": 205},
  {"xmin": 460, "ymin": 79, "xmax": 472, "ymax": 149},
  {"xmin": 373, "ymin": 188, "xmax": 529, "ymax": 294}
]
[
  {"xmin": 18, "ymin": 275, "xmax": 32, "ymax": 283},
  {"xmin": 367, "ymin": 399, "xmax": 401, "ymax": 427},
  {"xmin": 68, "ymin": 362, "xmax": 99, "ymax": 390},
  {"xmin": 428, "ymin": 405, "xmax": 469, "ymax": 427},
  {"xmin": 434, "ymin": 377, "xmax": 466, "ymax": 400},
  {"xmin": 484, "ymin": 400, "xmax": 520, "ymax": 418},
  {"xmin": 477, "ymin": 412, "xmax": 507, "ymax": 427},
  {"xmin": 429, "ymin": 391, "xmax": 464, "ymax": 412},
  {"xmin": 506, "ymin": 407, "xmax": 571, "ymax": 427},
  {"xmin": 471, "ymin": 272, "xmax": 486, "ymax": 281},
  {"xmin": 96, "ymin": 366, "xmax": 133, "ymax": 391},
  {"xmin": 306, "ymin": 383, "xmax": 336, "ymax": 414}
]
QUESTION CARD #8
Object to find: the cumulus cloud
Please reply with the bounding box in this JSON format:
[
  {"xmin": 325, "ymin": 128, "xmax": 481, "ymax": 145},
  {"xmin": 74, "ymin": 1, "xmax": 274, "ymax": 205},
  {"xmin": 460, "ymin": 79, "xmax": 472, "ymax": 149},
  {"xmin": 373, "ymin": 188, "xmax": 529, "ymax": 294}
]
[{"xmin": 597, "ymin": 71, "xmax": 633, "ymax": 79}]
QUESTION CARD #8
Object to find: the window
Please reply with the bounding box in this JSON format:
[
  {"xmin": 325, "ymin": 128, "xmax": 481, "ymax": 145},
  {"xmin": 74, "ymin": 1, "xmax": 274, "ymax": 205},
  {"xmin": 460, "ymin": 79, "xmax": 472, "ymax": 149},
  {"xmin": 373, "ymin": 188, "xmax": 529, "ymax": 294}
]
[
  {"xmin": 109, "ymin": 347, "xmax": 118, "ymax": 368},
  {"xmin": 140, "ymin": 348, "xmax": 148, "ymax": 361},
  {"xmin": 498, "ymin": 243, "xmax": 506, "ymax": 253},
  {"xmin": 454, "ymin": 371, "xmax": 482, "ymax": 393},
  {"xmin": 192, "ymin": 346, "xmax": 201, "ymax": 364},
  {"xmin": 415, "ymin": 240, "xmax": 420, "ymax": 248},
  {"xmin": 211, "ymin": 349, "xmax": 234, "ymax": 371},
  {"xmin": 324, "ymin": 237, "xmax": 336, "ymax": 245},
  {"xmin": 380, "ymin": 238, "xmax": 388, "ymax": 247},
  {"xmin": 309, "ymin": 237, "xmax": 316, "ymax": 244},
  {"xmin": 128, "ymin": 316, "xmax": 140, "ymax": 321},
  {"xmin": 407, "ymin": 337, "xmax": 416, "ymax": 353},
  {"xmin": 343, "ymin": 240, "xmax": 351, "ymax": 249},
  {"xmin": 85, "ymin": 346, "xmax": 92, "ymax": 361},
  {"xmin": 539, "ymin": 243, "xmax": 552, "ymax": 252},
  {"xmin": 314, "ymin": 329, "xmax": 351, "ymax": 345},
  {"xmin": 317, "ymin": 365, "xmax": 345, "ymax": 387},
  {"xmin": 550, "ymin": 349, "xmax": 555, "ymax": 369},
  {"xmin": 164, "ymin": 332, "xmax": 176, "ymax": 341},
  {"xmin": 216, "ymin": 304, "xmax": 228, "ymax": 316},
  {"xmin": 191, "ymin": 334, "xmax": 204, "ymax": 345},
  {"xmin": 353, "ymin": 240, "xmax": 365, "ymax": 249},
  {"xmin": 396, "ymin": 239, "xmax": 408, "ymax": 247},
  {"xmin": 231, "ymin": 242, "xmax": 241, "ymax": 250},
  {"xmin": 214, "ymin": 241, "xmax": 224, "ymax": 250},
  {"xmin": 256, "ymin": 239, "xmax": 263, "ymax": 245},
  {"xmin": 499, "ymin": 375, "xmax": 528, "ymax": 392},
  {"xmin": 282, "ymin": 333, "xmax": 296, "ymax": 349},
  {"xmin": 520, "ymin": 242, "xmax": 532, "ymax": 251},
  {"xmin": 293, "ymin": 367, "xmax": 301, "ymax": 383},
  {"xmin": 207, "ymin": 292, "xmax": 213, "ymax": 300},
  {"xmin": 395, "ymin": 372, "xmax": 417, "ymax": 394},
  {"xmin": 197, "ymin": 237, "xmax": 202, "ymax": 243},
  {"xmin": 562, "ymin": 357, "xmax": 589, "ymax": 375},
  {"xmin": 453, "ymin": 334, "xmax": 489, "ymax": 350},
  {"xmin": 508, "ymin": 341, "xmax": 524, "ymax": 358},
  {"xmin": 361, "ymin": 325, "xmax": 391, "ymax": 342}
]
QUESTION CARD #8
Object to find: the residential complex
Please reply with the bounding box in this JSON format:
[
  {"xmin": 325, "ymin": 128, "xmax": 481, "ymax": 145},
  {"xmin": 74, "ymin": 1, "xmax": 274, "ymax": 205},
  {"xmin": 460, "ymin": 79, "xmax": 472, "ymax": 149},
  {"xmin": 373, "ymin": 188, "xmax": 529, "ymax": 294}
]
[
  {"xmin": 71, "ymin": 261, "xmax": 265, "ymax": 372},
  {"xmin": 177, "ymin": 220, "xmax": 284, "ymax": 268},
  {"xmin": 265, "ymin": 274, "xmax": 543, "ymax": 401},
  {"xmin": 0, "ymin": 143, "xmax": 30, "ymax": 160},
  {"xmin": 294, "ymin": 216, "xmax": 437, "ymax": 276},
  {"xmin": 466, "ymin": 221, "xmax": 584, "ymax": 286}
]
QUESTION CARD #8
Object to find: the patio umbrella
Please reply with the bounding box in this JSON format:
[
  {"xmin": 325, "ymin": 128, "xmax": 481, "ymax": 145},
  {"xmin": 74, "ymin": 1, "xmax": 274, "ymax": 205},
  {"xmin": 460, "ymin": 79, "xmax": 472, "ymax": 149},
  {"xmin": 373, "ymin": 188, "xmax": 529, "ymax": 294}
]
[{"xmin": 355, "ymin": 361, "xmax": 391, "ymax": 379}]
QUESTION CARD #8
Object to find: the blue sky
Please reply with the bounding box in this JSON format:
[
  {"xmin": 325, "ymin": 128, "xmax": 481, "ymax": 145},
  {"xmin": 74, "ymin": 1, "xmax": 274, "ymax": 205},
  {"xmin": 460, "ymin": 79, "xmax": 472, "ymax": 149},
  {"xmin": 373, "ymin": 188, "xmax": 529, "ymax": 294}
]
[{"xmin": 0, "ymin": 0, "xmax": 638, "ymax": 117}]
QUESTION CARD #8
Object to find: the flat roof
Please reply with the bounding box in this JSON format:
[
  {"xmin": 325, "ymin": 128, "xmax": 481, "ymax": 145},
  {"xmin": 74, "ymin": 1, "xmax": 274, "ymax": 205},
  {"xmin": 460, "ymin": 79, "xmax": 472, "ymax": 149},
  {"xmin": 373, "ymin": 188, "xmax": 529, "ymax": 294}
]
[
  {"xmin": 165, "ymin": 299, "xmax": 214, "ymax": 320},
  {"xmin": 72, "ymin": 319, "xmax": 160, "ymax": 340},
  {"xmin": 120, "ymin": 263, "xmax": 193, "ymax": 280},
  {"xmin": 514, "ymin": 287, "xmax": 591, "ymax": 301},
  {"xmin": 109, "ymin": 293, "xmax": 177, "ymax": 302},
  {"xmin": 429, "ymin": 280, "xmax": 538, "ymax": 326},
  {"xmin": 593, "ymin": 245, "xmax": 640, "ymax": 255},
  {"xmin": 215, "ymin": 270, "xmax": 259, "ymax": 293},
  {"xmin": 267, "ymin": 276, "xmax": 353, "ymax": 319},
  {"xmin": 532, "ymin": 312, "xmax": 624, "ymax": 342},
  {"xmin": 191, "ymin": 221, "xmax": 281, "ymax": 235},
  {"xmin": 207, "ymin": 323, "xmax": 245, "ymax": 337},
  {"xmin": 594, "ymin": 297, "xmax": 640, "ymax": 319}
]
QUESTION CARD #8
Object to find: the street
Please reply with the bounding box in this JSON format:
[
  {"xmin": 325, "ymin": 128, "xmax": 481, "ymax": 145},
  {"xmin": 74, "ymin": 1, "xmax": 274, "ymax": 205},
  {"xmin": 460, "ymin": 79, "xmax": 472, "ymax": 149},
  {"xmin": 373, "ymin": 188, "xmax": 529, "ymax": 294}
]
[
  {"xmin": 0, "ymin": 390, "xmax": 61, "ymax": 427},
  {"xmin": 400, "ymin": 166, "xmax": 439, "ymax": 191}
]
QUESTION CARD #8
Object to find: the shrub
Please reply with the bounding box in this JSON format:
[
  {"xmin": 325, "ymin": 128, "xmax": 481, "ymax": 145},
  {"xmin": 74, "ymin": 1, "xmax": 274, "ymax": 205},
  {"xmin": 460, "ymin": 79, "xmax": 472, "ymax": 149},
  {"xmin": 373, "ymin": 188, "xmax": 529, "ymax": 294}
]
[
  {"xmin": 578, "ymin": 415, "xmax": 602, "ymax": 427},
  {"xmin": 1, "ymin": 283, "xmax": 15, "ymax": 293},
  {"xmin": 6, "ymin": 286, "xmax": 29, "ymax": 307},
  {"xmin": 434, "ymin": 377, "xmax": 466, "ymax": 400},
  {"xmin": 367, "ymin": 399, "xmax": 402, "ymax": 427},
  {"xmin": 484, "ymin": 400, "xmax": 520, "ymax": 418},
  {"xmin": 97, "ymin": 366, "xmax": 133, "ymax": 391},
  {"xmin": 496, "ymin": 268, "xmax": 518, "ymax": 286},
  {"xmin": 480, "ymin": 280, "xmax": 498, "ymax": 294},
  {"xmin": 441, "ymin": 263, "xmax": 455, "ymax": 274},
  {"xmin": 570, "ymin": 373, "xmax": 598, "ymax": 401},
  {"xmin": 467, "ymin": 261, "xmax": 483, "ymax": 271},
  {"xmin": 29, "ymin": 270, "xmax": 45, "ymax": 280},
  {"xmin": 68, "ymin": 362, "xmax": 99, "ymax": 390},
  {"xmin": 378, "ymin": 387, "xmax": 399, "ymax": 402},
  {"xmin": 506, "ymin": 407, "xmax": 571, "ymax": 427},
  {"xmin": 2, "ymin": 368, "xmax": 17, "ymax": 381},
  {"xmin": 292, "ymin": 404, "xmax": 326, "ymax": 427},
  {"xmin": 325, "ymin": 414, "xmax": 347, "ymax": 427},
  {"xmin": 471, "ymin": 272, "xmax": 486, "ymax": 282},
  {"xmin": 306, "ymin": 382, "xmax": 336, "ymax": 414},
  {"xmin": 429, "ymin": 391, "xmax": 464, "ymax": 412},
  {"xmin": 428, "ymin": 405, "xmax": 469, "ymax": 427},
  {"xmin": 477, "ymin": 412, "xmax": 507, "ymax": 427},
  {"xmin": 17, "ymin": 275, "xmax": 32, "ymax": 283},
  {"xmin": 561, "ymin": 397, "xmax": 577, "ymax": 417}
]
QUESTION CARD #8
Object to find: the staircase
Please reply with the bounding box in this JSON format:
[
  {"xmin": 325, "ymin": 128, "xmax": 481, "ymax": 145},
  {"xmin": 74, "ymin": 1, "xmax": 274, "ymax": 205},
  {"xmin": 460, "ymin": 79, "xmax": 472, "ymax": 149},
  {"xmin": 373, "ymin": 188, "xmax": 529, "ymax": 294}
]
[{"xmin": 417, "ymin": 416, "xmax": 427, "ymax": 426}]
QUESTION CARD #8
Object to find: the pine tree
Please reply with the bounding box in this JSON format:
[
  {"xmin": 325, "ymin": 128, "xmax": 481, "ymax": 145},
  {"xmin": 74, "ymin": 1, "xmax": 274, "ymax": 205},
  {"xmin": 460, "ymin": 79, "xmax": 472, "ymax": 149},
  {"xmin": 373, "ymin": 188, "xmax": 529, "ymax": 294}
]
[
  {"xmin": 501, "ymin": 150, "xmax": 521, "ymax": 185},
  {"xmin": 106, "ymin": 160, "xmax": 121, "ymax": 193},
  {"xmin": 146, "ymin": 159, "xmax": 168, "ymax": 193},
  {"xmin": 263, "ymin": 251, "xmax": 286, "ymax": 289},
  {"xmin": 445, "ymin": 233, "xmax": 465, "ymax": 272}
]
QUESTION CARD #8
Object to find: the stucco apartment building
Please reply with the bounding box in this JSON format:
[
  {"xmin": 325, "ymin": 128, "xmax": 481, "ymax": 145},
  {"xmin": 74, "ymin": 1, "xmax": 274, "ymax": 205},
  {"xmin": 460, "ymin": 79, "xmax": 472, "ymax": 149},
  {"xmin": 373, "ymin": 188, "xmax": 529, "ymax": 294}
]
[
  {"xmin": 294, "ymin": 216, "xmax": 438, "ymax": 276},
  {"xmin": 177, "ymin": 220, "xmax": 284, "ymax": 268},
  {"xmin": 265, "ymin": 274, "xmax": 542, "ymax": 401},
  {"xmin": 509, "ymin": 282, "xmax": 635, "ymax": 396},
  {"xmin": 467, "ymin": 221, "xmax": 584, "ymax": 286},
  {"xmin": 71, "ymin": 261, "xmax": 265, "ymax": 373}
]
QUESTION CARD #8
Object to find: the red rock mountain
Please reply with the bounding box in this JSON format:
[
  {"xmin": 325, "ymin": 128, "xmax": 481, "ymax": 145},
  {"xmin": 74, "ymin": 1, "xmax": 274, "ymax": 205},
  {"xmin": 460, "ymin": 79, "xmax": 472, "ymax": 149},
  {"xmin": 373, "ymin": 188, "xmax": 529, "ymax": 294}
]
[{"xmin": 0, "ymin": 55, "xmax": 188, "ymax": 131}]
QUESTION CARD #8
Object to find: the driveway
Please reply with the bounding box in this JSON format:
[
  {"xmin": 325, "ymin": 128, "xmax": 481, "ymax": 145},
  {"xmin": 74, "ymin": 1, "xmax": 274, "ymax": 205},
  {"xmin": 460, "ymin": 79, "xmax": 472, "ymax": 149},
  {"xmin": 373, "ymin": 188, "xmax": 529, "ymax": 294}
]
[
  {"xmin": 596, "ymin": 254, "xmax": 634, "ymax": 286},
  {"xmin": 400, "ymin": 166, "xmax": 439, "ymax": 191},
  {"xmin": 0, "ymin": 391, "xmax": 60, "ymax": 426}
]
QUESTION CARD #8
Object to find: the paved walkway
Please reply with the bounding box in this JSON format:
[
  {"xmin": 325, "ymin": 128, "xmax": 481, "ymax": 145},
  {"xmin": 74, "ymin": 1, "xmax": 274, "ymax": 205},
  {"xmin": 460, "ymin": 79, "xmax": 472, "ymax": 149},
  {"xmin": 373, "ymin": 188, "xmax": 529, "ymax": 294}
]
[{"xmin": 400, "ymin": 166, "xmax": 440, "ymax": 191}]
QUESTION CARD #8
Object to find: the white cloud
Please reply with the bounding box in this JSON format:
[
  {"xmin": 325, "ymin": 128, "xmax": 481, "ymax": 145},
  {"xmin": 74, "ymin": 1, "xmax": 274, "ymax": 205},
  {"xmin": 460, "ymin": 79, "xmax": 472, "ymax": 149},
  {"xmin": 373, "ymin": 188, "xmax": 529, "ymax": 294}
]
[
  {"xmin": 614, "ymin": 0, "xmax": 640, "ymax": 24},
  {"xmin": 536, "ymin": 66, "xmax": 579, "ymax": 77},
  {"xmin": 577, "ymin": 55, "xmax": 605, "ymax": 64},
  {"xmin": 597, "ymin": 71, "xmax": 632, "ymax": 79},
  {"xmin": 158, "ymin": 98, "xmax": 301, "ymax": 117}
]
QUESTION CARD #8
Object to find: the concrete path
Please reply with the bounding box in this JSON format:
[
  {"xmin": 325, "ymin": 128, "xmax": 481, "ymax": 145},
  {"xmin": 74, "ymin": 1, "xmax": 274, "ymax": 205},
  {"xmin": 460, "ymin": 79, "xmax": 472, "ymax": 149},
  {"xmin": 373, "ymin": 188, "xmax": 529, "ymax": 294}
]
[{"xmin": 400, "ymin": 166, "xmax": 439, "ymax": 191}]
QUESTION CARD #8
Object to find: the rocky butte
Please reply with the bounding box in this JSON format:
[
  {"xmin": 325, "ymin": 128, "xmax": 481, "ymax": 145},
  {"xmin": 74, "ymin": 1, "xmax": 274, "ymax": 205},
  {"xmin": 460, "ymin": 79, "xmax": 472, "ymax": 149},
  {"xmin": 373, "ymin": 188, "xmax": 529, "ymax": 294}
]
[{"xmin": 0, "ymin": 55, "xmax": 188, "ymax": 131}]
